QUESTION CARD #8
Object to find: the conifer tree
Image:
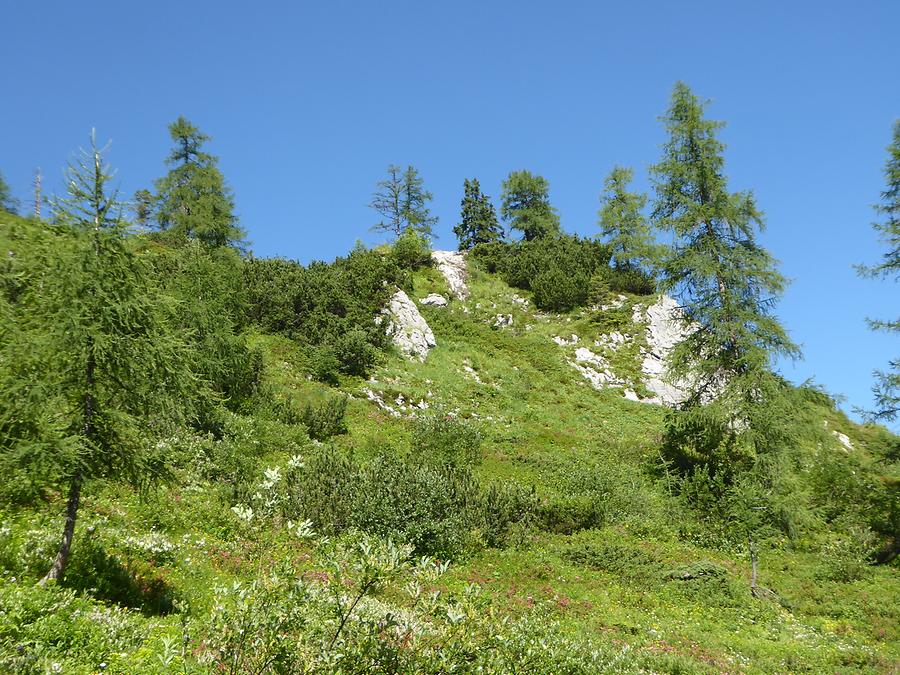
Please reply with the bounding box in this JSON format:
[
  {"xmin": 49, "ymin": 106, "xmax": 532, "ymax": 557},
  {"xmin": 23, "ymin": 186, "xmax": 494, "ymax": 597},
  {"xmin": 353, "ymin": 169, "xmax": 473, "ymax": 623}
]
[
  {"xmin": 133, "ymin": 188, "xmax": 155, "ymax": 229},
  {"xmin": 154, "ymin": 117, "xmax": 245, "ymax": 249},
  {"xmin": 0, "ymin": 133, "xmax": 196, "ymax": 582},
  {"xmin": 650, "ymin": 83, "xmax": 798, "ymax": 473},
  {"xmin": 598, "ymin": 166, "xmax": 659, "ymax": 271},
  {"xmin": 858, "ymin": 121, "xmax": 900, "ymax": 421},
  {"xmin": 370, "ymin": 165, "xmax": 437, "ymax": 238},
  {"xmin": 0, "ymin": 171, "xmax": 18, "ymax": 214},
  {"xmin": 500, "ymin": 170, "xmax": 560, "ymax": 241},
  {"xmin": 454, "ymin": 178, "xmax": 502, "ymax": 250}
]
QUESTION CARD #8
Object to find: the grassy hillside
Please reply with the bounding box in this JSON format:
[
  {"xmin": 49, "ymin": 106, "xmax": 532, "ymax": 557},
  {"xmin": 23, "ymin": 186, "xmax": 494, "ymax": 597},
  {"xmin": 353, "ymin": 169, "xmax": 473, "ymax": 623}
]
[{"xmin": 1, "ymin": 234, "xmax": 898, "ymax": 673}]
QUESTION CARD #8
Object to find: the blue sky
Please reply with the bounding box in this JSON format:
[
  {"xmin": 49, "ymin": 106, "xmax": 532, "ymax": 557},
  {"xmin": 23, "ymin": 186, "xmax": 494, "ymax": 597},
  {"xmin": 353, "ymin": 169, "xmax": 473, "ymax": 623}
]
[{"xmin": 2, "ymin": 0, "xmax": 898, "ymax": 426}]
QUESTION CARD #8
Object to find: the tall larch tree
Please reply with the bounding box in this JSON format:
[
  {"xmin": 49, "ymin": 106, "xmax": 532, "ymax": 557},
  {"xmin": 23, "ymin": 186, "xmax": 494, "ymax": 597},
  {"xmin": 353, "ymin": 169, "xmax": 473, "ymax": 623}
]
[
  {"xmin": 598, "ymin": 166, "xmax": 659, "ymax": 271},
  {"xmin": 0, "ymin": 132, "xmax": 197, "ymax": 582},
  {"xmin": 650, "ymin": 83, "xmax": 799, "ymax": 476},
  {"xmin": 454, "ymin": 178, "xmax": 502, "ymax": 250},
  {"xmin": 370, "ymin": 165, "xmax": 438, "ymax": 239},
  {"xmin": 858, "ymin": 120, "xmax": 900, "ymax": 422},
  {"xmin": 154, "ymin": 117, "xmax": 245, "ymax": 249},
  {"xmin": 500, "ymin": 170, "xmax": 560, "ymax": 241}
]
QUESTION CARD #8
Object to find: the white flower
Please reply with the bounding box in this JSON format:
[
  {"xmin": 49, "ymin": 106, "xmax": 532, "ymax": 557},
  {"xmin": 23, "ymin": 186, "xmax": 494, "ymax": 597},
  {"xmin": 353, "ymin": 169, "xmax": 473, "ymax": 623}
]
[{"xmin": 231, "ymin": 504, "xmax": 254, "ymax": 523}]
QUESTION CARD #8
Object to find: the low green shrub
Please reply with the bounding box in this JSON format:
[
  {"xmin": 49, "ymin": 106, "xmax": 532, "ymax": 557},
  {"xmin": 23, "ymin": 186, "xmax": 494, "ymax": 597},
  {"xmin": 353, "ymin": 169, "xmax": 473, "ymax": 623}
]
[
  {"xmin": 391, "ymin": 228, "xmax": 432, "ymax": 271},
  {"xmin": 333, "ymin": 328, "xmax": 378, "ymax": 377},
  {"xmin": 410, "ymin": 412, "xmax": 483, "ymax": 467},
  {"xmin": 298, "ymin": 394, "xmax": 348, "ymax": 441}
]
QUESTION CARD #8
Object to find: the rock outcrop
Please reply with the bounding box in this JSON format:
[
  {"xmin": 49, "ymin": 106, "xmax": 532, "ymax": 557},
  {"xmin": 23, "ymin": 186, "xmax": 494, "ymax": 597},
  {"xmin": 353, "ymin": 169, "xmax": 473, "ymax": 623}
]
[
  {"xmin": 431, "ymin": 250, "xmax": 469, "ymax": 300},
  {"xmin": 377, "ymin": 289, "xmax": 436, "ymax": 361},
  {"xmin": 633, "ymin": 295, "xmax": 694, "ymax": 406}
]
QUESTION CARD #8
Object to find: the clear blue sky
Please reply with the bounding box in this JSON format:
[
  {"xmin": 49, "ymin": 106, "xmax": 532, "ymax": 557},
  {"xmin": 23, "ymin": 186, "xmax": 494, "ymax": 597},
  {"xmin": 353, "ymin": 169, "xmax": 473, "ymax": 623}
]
[{"xmin": 2, "ymin": 0, "xmax": 898, "ymax": 426}]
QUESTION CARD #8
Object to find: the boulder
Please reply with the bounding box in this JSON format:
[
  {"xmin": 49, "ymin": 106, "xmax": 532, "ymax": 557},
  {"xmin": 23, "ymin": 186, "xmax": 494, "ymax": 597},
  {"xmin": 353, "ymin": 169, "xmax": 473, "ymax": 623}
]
[
  {"xmin": 420, "ymin": 293, "xmax": 449, "ymax": 307},
  {"xmin": 431, "ymin": 250, "xmax": 469, "ymax": 300},
  {"xmin": 378, "ymin": 289, "xmax": 436, "ymax": 361}
]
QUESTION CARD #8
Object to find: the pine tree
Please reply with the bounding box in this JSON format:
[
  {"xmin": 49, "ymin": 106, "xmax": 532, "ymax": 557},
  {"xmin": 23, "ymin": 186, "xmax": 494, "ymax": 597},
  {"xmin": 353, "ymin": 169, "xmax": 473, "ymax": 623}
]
[
  {"xmin": 650, "ymin": 83, "xmax": 798, "ymax": 473},
  {"xmin": 597, "ymin": 166, "xmax": 659, "ymax": 271},
  {"xmin": 0, "ymin": 171, "xmax": 18, "ymax": 214},
  {"xmin": 500, "ymin": 170, "xmax": 560, "ymax": 241},
  {"xmin": 370, "ymin": 165, "xmax": 437, "ymax": 238},
  {"xmin": 154, "ymin": 117, "xmax": 245, "ymax": 249},
  {"xmin": 453, "ymin": 178, "xmax": 502, "ymax": 250},
  {"xmin": 858, "ymin": 121, "xmax": 900, "ymax": 421},
  {"xmin": 0, "ymin": 132, "xmax": 197, "ymax": 582}
]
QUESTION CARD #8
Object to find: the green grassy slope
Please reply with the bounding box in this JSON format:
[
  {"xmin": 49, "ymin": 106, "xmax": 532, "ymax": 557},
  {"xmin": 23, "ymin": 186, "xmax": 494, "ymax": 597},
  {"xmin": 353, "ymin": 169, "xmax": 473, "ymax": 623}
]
[{"xmin": 0, "ymin": 256, "xmax": 897, "ymax": 673}]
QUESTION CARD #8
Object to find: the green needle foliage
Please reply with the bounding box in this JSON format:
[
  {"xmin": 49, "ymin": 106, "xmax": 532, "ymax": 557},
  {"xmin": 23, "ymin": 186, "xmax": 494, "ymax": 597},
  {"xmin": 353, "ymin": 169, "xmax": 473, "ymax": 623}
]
[
  {"xmin": 370, "ymin": 164, "xmax": 438, "ymax": 239},
  {"xmin": 651, "ymin": 83, "xmax": 799, "ymax": 475},
  {"xmin": 858, "ymin": 121, "xmax": 900, "ymax": 422},
  {"xmin": 500, "ymin": 170, "xmax": 561, "ymax": 241},
  {"xmin": 154, "ymin": 117, "xmax": 245, "ymax": 250},
  {"xmin": 0, "ymin": 171, "xmax": 18, "ymax": 214},
  {"xmin": 598, "ymin": 166, "xmax": 661, "ymax": 272},
  {"xmin": 454, "ymin": 177, "xmax": 502, "ymax": 250},
  {"xmin": 0, "ymin": 133, "xmax": 198, "ymax": 582}
]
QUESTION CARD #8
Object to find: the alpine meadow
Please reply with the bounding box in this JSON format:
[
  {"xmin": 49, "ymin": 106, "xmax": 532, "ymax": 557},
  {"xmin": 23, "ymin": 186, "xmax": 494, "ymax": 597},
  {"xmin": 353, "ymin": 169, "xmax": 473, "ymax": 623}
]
[{"xmin": 1, "ymin": 17, "xmax": 899, "ymax": 672}]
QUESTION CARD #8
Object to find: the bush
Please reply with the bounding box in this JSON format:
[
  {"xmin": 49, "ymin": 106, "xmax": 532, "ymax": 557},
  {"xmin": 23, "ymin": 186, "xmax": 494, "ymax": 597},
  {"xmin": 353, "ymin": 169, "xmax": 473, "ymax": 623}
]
[
  {"xmin": 308, "ymin": 346, "xmax": 341, "ymax": 385},
  {"xmin": 471, "ymin": 236, "xmax": 610, "ymax": 312},
  {"xmin": 410, "ymin": 412, "xmax": 483, "ymax": 467},
  {"xmin": 606, "ymin": 267, "xmax": 656, "ymax": 296},
  {"xmin": 391, "ymin": 228, "xmax": 432, "ymax": 271},
  {"xmin": 531, "ymin": 265, "xmax": 589, "ymax": 312},
  {"xmin": 333, "ymin": 328, "xmax": 378, "ymax": 377},
  {"xmin": 817, "ymin": 525, "xmax": 877, "ymax": 582},
  {"xmin": 299, "ymin": 394, "xmax": 348, "ymax": 441}
]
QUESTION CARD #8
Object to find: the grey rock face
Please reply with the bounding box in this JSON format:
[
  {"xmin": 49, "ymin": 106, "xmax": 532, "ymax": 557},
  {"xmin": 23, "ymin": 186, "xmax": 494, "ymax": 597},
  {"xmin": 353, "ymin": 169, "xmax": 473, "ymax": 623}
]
[
  {"xmin": 431, "ymin": 250, "xmax": 469, "ymax": 300},
  {"xmin": 378, "ymin": 289, "xmax": 436, "ymax": 361}
]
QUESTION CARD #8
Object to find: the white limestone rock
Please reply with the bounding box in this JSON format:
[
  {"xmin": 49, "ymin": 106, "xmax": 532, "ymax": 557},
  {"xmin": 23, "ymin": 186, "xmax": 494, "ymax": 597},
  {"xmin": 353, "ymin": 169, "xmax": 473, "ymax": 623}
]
[
  {"xmin": 431, "ymin": 250, "xmax": 469, "ymax": 300},
  {"xmin": 378, "ymin": 289, "xmax": 436, "ymax": 361},
  {"xmin": 493, "ymin": 314, "xmax": 513, "ymax": 328},
  {"xmin": 633, "ymin": 295, "xmax": 695, "ymax": 406},
  {"xmin": 420, "ymin": 293, "xmax": 449, "ymax": 307}
]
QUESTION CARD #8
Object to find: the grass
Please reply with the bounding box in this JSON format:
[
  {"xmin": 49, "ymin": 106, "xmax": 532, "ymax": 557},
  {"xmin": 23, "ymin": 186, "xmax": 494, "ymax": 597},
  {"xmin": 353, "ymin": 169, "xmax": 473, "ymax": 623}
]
[{"xmin": 1, "ymin": 261, "xmax": 897, "ymax": 673}]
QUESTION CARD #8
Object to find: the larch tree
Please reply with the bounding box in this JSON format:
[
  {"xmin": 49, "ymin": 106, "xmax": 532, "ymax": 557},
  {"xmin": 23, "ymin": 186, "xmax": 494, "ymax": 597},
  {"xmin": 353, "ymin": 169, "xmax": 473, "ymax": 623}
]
[
  {"xmin": 154, "ymin": 117, "xmax": 245, "ymax": 249},
  {"xmin": 857, "ymin": 120, "xmax": 900, "ymax": 422},
  {"xmin": 597, "ymin": 166, "xmax": 660, "ymax": 271},
  {"xmin": 370, "ymin": 164, "xmax": 438, "ymax": 239},
  {"xmin": 500, "ymin": 170, "xmax": 560, "ymax": 241},
  {"xmin": 650, "ymin": 83, "xmax": 799, "ymax": 475},
  {"xmin": 0, "ymin": 132, "xmax": 197, "ymax": 582},
  {"xmin": 453, "ymin": 178, "xmax": 502, "ymax": 250}
]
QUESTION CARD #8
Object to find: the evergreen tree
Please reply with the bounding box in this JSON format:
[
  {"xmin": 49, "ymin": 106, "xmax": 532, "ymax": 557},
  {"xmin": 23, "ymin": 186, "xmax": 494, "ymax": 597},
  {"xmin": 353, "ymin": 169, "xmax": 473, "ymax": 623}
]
[
  {"xmin": 598, "ymin": 166, "xmax": 659, "ymax": 271},
  {"xmin": 857, "ymin": 121, "xmax": 900, "ymax": 421},
  {"xmin": 650, "ymin": 83, "xmax": 799, "ymax": 473},
  {"xmin": 370, "ymin": 165, "xmax": 437, "ymax": 238},
  {"xmin": 453, "ymin": 178, "xmax": 502, "ymax": 250},
  {"xmin": 0, "ymin": 133, "xmax": 197, "ymax": 582},
  {"xmin": 133, "ymin": 188, "xmax": 155, "ymax": 229},
  {"xmin": 154, "ymin": 117, "xmax": 245, "ymax": 249},
  {"xmin": 500, "ymin": 170, "xmax": 560, "ymax": 241},
  {"xmin": 0, "ymin": 170, "xmax": 19, "ymax": 214}
]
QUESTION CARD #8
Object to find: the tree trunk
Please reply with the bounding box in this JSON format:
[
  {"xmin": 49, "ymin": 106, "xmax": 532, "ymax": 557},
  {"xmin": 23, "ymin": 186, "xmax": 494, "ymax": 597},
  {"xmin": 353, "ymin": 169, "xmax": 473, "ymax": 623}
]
[
  {"xmin": 42, "ymin": 472, "xmax": 83, "ymax": 583},
  {"xmin": 44, "ymin": 339, "xmax": 94, "ymax": 584},
  {"xmin": 749, "ymin": 533, "xmax": 759, "ymax": 596}
]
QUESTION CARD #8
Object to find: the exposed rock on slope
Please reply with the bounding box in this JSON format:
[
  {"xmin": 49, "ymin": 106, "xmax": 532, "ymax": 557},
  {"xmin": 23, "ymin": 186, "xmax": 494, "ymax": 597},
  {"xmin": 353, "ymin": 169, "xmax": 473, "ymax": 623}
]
[
  {"xmin": 420, "ymin": 293, "xmax": 449, "ymax": 307},
  {"xmin": 377, "ymin": 289, "xmax": 436, "ymax": 361},
  {"xmin": 431, "ymin": 250, "xmax": 469, "ymax": 300},
  {"xmin": 633, "ymin": 295, "xmax": 694, "ymax": 406}
]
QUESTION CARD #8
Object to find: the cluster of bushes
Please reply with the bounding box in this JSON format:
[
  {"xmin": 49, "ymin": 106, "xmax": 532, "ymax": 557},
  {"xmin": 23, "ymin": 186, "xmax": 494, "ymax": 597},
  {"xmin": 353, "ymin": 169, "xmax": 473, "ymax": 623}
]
[
  {"xmin": 471, "ymin": 235, "xmax": 655, "ymax": 312},
  {"xmin": 242, "ymin": 245, "xmax": 406, "ymax": 380},
  {"xmin": 280, "ymin": 448, "xmax": 536, "ymax": 558}
]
